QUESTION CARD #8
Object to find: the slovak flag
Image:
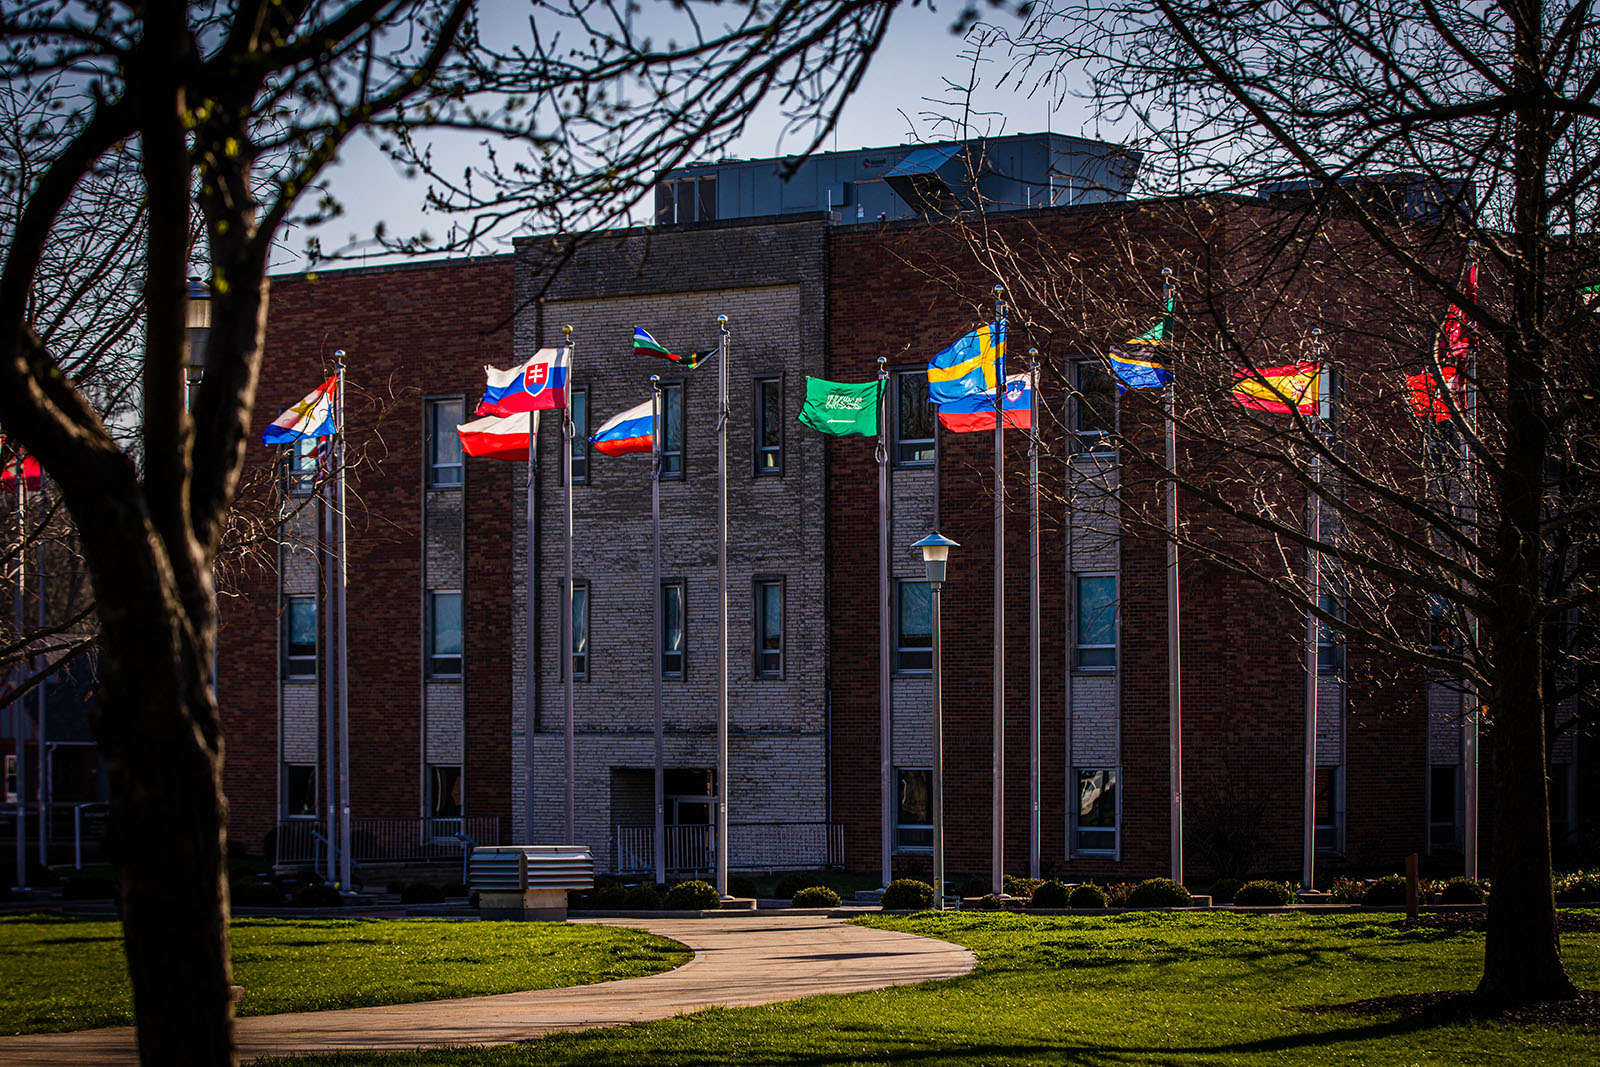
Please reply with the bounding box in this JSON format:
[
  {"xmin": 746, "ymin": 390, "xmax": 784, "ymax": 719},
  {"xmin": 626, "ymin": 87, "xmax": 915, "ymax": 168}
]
[
  {"xmin": 262, "ymin": 375, "xmax": 338, "ymax": 445},
  {"xmin": 477, "ymin": 347, "xmax": 569, "ymax": 416},
  {"xmin": 457, "ymin": 411, "xmax": 537, "ymax": 460},
  {"xmin": 589, "ymin": 398, "xmax": 654, "ymax": 457}
]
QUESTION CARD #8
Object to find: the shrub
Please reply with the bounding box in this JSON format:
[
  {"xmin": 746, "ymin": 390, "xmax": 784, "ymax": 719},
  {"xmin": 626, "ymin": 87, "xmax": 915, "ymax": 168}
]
[
  {"xmin": 1327, "ymin": 876, "xmax": 1368, "ymax": 904},
  {"xmin": 774, "ymin": 872, "xmax": 828, "ymax": 900},
  {"xmin": 728, "ymin": 875, "xmax": 759, "ymax": 899},
  {"xmin": 624, "ymin": 884, "xmax": 662, "ymax": 909},
  {"xmin": 665, "ymin": 879, "xmax": 721, "ymax": 910},
  {"xmin": 595, "ymin": 884, "xmax": 628, "ymax": 908},
  {"xmin": 441, "ymin": 881, "xmax": 468, "ymax": 897},
  {"xmin": 1068, "ymin": 883, "xmax": 1109, "ymax": 909},
  {"xmin": 1003, "ymin": 875, "xmax": 1044, "ymax": 899},
  {"xmin": 1128, "ymin": 878, "xmax": 1193, "ymax": 908},
  {"xmin": 294, "ymin": 883, "xmax": 344, "ymax": 908},
  {"xmin": 881, "ymin": 878, "xmax": 934, "ymax": 910},
  {"xmin": 1554, "ymin": 871, "xmax": 1600, "ymax": 903},
  {"xmin": 1104, "ymin": 882, "xmax": 1137, "ymax": 906},
  {"xmin": 974, "ymin": 894, "xmax": 1008, "ymax": 911},
  {"xmin": 958, "ymin": 876, "xmax": 987, "ymax": 899},
  {"xmin": 1363, "ymin": 875, "xmax": 1409, "ymax": 906},
  {"xmin": 1438, "ymin": 877, "xmax": 1487, "ymax": 904},
  {"xmin": 385, "ymin": 880, "xmax": 407, "ymax": 895},
  {"xmin": 400, "ymin": 882, "xmax": 446, "ymax": 905},
  {"xmin": 1028, "ymin": 880, "xmax": 1070, "ymax": 908},
  {"xmin": 229, "ymin": 878, "xmax": 282, "ymax": 908},
  {"xmin": 791, "ymin": 885, "xmax": 841, "ymax": 908},
  {"xmin": 1208, "ymin": 878, "xmax": 1245, "ymax": 905},
  {"xmin": 1232, "ymin": 880, "xmax": 1295, "ymax": 906}
]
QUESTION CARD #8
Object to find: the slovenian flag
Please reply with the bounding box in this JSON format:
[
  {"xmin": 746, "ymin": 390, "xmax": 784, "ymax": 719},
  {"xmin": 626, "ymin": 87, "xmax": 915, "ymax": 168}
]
[
  {"xmin": 937, "ymin": 372, "xmax": 1034, "ymax": 433},
  {"xmin": 589, "ymin": 398, "xmax": 654, "ymax": 456},
  {"xmin": 927, "ymin": 321, "xmax": 1005, "ymax": 405},
  {"xmin": 1231, "ymin": 362, "xmax": 1321, "ymax": 415},
  {"xmin": 262, "ymin": 375, "xmax": 338, "ymax": 445},
  {"xmin": 458, "ymin": 411, "xmax": 537, "ymax": 460},
  {"xmin": 477, "ymin": 347, "xmax": 569, "ymax": 417},
  {"xmin": 633, "ymin": 327, "xmax": 710, "ymax": 368}
]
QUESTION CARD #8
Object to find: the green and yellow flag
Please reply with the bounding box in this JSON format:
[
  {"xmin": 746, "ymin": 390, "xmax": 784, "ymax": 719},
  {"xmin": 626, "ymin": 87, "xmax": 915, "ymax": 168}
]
[{"xmin": 797, "ymin": 377, "xmax": 883, "ymax": 437}]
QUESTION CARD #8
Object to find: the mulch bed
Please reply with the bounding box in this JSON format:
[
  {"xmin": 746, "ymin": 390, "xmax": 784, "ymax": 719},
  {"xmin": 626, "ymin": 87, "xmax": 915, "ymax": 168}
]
[
  {"xmin": 1394, "ymin": 910, "xmax": 1600, "ymax": 933},
  {"xmin": 1299, "ymin": 990, "xmax": 1600, "ymax": 1028}
]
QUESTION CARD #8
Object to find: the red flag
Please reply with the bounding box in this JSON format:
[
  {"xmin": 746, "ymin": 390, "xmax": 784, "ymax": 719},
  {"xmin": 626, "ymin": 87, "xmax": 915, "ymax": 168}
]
[
  {"xmin": 1409, "ymin": 261, "xmax": 1476, "ymax": 421},
  {"xmin": 1, "ymin": 455, "xmax": 41, "ymax": 492},
  {"xmin": 1438, "ymin": 262, "xmax": 1477, "ymax": 366},
  {"xmin": 1406, "ymin": 367, "xmax": 1460, "ymax": 421}
]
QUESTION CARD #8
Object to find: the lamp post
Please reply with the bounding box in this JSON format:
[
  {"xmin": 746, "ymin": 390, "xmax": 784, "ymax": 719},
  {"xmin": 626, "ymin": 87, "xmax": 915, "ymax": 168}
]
[{"xmin": 913, "ymin": 532, "xmax": 957, "ymax": 910}]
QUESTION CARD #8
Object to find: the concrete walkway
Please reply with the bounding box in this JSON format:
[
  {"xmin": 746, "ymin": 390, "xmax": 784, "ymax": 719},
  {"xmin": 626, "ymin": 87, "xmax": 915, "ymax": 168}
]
[{"xmin": 0, "ymin": 913, "xmax": 975, "ymax": 1065}]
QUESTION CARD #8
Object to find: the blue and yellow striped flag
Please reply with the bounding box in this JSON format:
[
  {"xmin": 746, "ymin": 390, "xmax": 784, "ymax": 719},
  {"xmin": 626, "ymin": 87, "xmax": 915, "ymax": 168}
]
[
  {"xmin": 1108, "ymin": 296, "xmax": 1174, "ymax": 389},
  {"xmin": 927, "ymin": 320, "xmax": 1005, "ymax": 405}
]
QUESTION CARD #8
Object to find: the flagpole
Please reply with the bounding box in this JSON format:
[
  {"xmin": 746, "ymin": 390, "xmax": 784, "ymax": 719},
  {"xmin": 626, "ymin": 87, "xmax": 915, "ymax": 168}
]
[
  {"xmin": 716, "ymin": 314, "xmax": 730, "ymax": 899},
  {"xmin": 321, "ymin": 424, "xmax": 338, "ymax": 883},
  {"xmin": 1162, "ymin": 269, "xmax": 1183, "ymax": 887},
  {"xmin": 1027, "ymin": 348, "xmax": 1041, "ymax": 881},
  {"xmin": 877, "ymin": 356, "xmax": 893, "ymax": 889},
  {"xmin": 651, "ymin": 376, "xmax": 666, "ymax": 888},
  {"xmin": 991, "ymin": 285, "xmax": 1005, "ymax": 897},
  {"xmin": 1303, "ymin": 329, "xmax": 1324, "ymax": 891},
  {"xmin": 1461, "ymin": 244, "xmax": 1479, "ymax": 882},
  {"xmin": 525, "ymin": 380, "xmax": 538, "ymax": 844},
  {"xmin": 333, "ymin": 354, "xmax": 351, "ymax": 890},
  {"xmin": 11, "ymin": 479, "xmax": 26, "ymax": 889},
  {"xmin": 35, "ymin": 482, "xmax": 46, "ymax": 868},
  {"xmin": 562, "ymin": 326, "xmax": 576, "ymax": 845}
]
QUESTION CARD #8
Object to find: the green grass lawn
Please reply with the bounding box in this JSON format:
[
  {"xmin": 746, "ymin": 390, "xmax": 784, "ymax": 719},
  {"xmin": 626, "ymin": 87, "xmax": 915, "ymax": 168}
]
[
  {"xmin": 0, "ymin": 914, "xmax": 690, "ymax": 1035},
  {"xmin": 258, "ymin": 911, "xmax": 1600, "ymax": 1067}
]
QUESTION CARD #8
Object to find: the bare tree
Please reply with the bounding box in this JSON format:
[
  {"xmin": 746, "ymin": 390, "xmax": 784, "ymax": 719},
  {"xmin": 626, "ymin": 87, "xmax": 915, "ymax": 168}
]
[
  {"xmin": 0, "ymin": 2, "xmax": 896, "ymax": 1062},
  {"xmin": 936, "ymin": 0, "xmax": 1600, "ymax": 1007}
]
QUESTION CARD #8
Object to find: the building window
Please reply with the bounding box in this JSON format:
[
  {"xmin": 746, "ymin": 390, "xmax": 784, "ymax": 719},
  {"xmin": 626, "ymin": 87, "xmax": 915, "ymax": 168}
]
[
  {"xmin": 572, "ymin": 582, "xmax": 589, "ymax": 681},
  {"xmin": 895, "ymin": 768, "xmax": 933, "ymax": 852},
  {"xmin": 283, "ymin": 595, "xmax": 317, "ymax": 678},
  {"xmin": 1073, "ymin": 362, "xmax": 1115, "ymax": 453},
  {"xmin": 660, "ymin": 383, "xmax": 685, "ymax": 480},
  {"xmin": 1074, "ymin": 768, "xmax": 1117, "ymax": 853},
  {"xmin": 1317, "ymin": 592, "xmax": 1344, "ymax": 674},
  {"xmin": 284, "ymin": 764, "xmax": 317, "ymax": 818},
  {"xmin": 570, "ymin": 387, "xmax": 589, "ymax": 485},
  {"xmin": 654, "ymin": 174, "xmax": 717, "ymax": 224},
  {"xmin": 661, "ymin": 582, "xmax": 685, "ymax": 678},
  {"xmin": 755, "ymin": 579, "xmax": 783, "ymax": 677},
  {"xmin": 3, "ymin": 754, "xmax": 14, "ymax": 805},
  {"xmin": 1074, "ymin": 574, "xmax": 1116, "ymax": 670},
  {"xmin": 895, "ymin": 580, "xmax": 932, "ymax": 673},
  {"xmin": 754, "ymin": 377, "xmax": 783, "ymax": 475},
  {"xmin": 429, "ymin": 764, "xmax": 462, "ymax": 819},
  {"xmin": 1429, "ymin": 764, "xmax": 1458, "ymax": 849},
  {"xmin": 284, "ymin": 436, "xmax": 319, "ymax": 496},
  {"xmin": 428, "ymin": 591, "xmax": 462, "ymax": 677},
  {"xmin": 427, "ymin": 398, "xmax": 464, "ymax": 487},
  {"xmin": 895, "ymin": 370, "xmax": 935, "ymax": 466},
  {"xmin": 1316, "ymin": 765, "xmax": 1344, "ymax": 853}
]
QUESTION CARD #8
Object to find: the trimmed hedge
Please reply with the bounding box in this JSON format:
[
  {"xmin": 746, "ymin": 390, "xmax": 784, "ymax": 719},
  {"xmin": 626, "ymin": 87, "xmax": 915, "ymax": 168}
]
[
  {"xmin": 1438, "ymin": 877, "xmax": 1487, "ymax": 904},
  {"xmin": 623, "ymin": 884, "xmax": 662, "ymax": 909},
  {"xmin": 1028, "ymin": 880, "xmax": 1070, "ymax": 909},
  {"xmin": 1232, "ymin": 880, "xmax": 1295, "ymax": 906},
  {"xmin": 664, "ymin": 879, "xmax": 721, "ymax": 910},
  {"xmin": 791, "ymin": 885, "xmax": 841, "ymax": 908},
  {"xmin": 1068, "ymin": 883, "xmax": 1109, "ymax": 909},
  {"xmin": 881, "ymin": 878, "xmax": 934, "ymax": 910},
  {"xmin": 1363, "ymin": 874, "xmax": 1409, "ymax": 906},
  {"xmin": 774, "ymin": 872, "xmax": 829, "ymax": 900},
  {"xmin": 1128, "ymin": 878, "xmax": 1193, "ymax": 908}
]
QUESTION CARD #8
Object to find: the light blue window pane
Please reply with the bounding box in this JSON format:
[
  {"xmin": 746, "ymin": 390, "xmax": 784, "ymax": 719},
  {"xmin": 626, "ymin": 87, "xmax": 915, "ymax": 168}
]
[
  {"xmin": 288, "ymin": 598, "xmax": 317, "ymax": 654},
  {"xmin": 1077, "ymin": 576, "xmax": 1115, "ymax": 646},
  {"xmin": 663, "ymin": 586, "xmax": 683, "ymax": 652},
  {"xmin": 432, "ymin": 593, "xmax": 462, "ymax": 657},
  {"xmin": 573, "ymin": 587, "xmax": 588, "ymax": 655},
  {"xmin": 899, "ymin": 582, "xmax": 931, "ymax": 643},
  {"xmin": 761, "ymin": 585, "xmax": 781, "ymax": 647}
]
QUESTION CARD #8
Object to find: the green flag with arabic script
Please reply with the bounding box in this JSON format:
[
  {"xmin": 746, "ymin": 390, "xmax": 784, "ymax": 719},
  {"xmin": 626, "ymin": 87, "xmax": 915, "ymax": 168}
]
[{"xmin": 797, "ymin": 377, "xmax": 883, "ymax": 437}]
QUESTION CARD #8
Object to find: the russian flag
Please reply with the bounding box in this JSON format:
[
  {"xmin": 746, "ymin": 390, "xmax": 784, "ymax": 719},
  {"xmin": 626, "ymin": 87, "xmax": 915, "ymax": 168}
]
[
  {"xmin": 477, "ymin": 347, "xmax": 570, "ymax": 416},
  {"xmin": 262, "ymin": 375, "xmax": 338, "ymax": 445},
  {"xmin": 458, "ymin": 411, "xmax": 537, "ymax": 460},
  {"xmin": 937, "ymin": 372, "xmax": 1033, "ymax": 434},
  {"xmin": 589, "ymin": 398, "xmax": 654, "ymax": 456}
]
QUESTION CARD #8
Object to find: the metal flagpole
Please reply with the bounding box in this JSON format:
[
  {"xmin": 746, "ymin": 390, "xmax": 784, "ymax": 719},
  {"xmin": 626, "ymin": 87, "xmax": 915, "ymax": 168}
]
[
  {"xmin": 991, "ymin": 285, "xmax": 1005, "ymax": 896},
  {"xmin": 651, "ymin": 376, "xmax": 666, "ymax": 888},
  {"xmin": 1162, "ymin": 269, "xmax": 1184, "ymax": 886},
  {"xmin": 715, "ymin": 314, "xmax": 730, "ymax": 899},
  {"xmin": 322, "ymin": 434, "xmax": 337, "ymax": 882},
  {"xmin": 36, "ymin": 484, "xmax": 46, "ymax": 867},
  {"xmin": 1027, "ymin": 348, "xmax": 1041, "ymax": 880},
  {"xmin": 562, "ymin": 326, "xmax": 576, "ymax": 845},
  {"xmin": 11, "ymin": 479, "xmax": 26, "ymax": 888},
  {"xmin": 1302, "ymin": 329, "xmax": 1324, "ymax": 891},
  {"xmin": 335, "ymin": 353, "xmax": 351, "ymax": 891},
  {"xmin": 1461, "ymin": 245, "xmax": 1479, "ymax": 882},
  {"xmin": 877, "ymin": 357, "xmax": 893, "ymax": 888},
  {"xmin": 525, "ymin": 381, "xmax": 539, "ymax": 843}
]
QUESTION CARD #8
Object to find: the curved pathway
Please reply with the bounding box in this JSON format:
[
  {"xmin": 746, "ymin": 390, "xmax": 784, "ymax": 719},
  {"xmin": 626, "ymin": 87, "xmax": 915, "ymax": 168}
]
[{"xmin": 0, "ymin": 913, "xmax": 975, "ymax": 1064}]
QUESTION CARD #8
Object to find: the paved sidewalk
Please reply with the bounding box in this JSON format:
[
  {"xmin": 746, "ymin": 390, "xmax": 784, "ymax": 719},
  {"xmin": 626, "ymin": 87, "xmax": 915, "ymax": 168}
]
[{"xmin": 0, "ymin": 913, "xmax": 975, "ymax": 1065}]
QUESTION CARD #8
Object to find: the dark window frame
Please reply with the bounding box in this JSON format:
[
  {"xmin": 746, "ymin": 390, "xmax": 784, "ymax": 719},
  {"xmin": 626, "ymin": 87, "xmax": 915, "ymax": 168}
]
[
  {"xmin": 283, "ymin": 434, "xmax": 319, "ymax": 497},
  {"xmin": 572, "ymin": 580, "xmax": 590, "ymax": 681},
  {"xmin": 283, "ymin": 763, "xmax": 317, "ymax": 818},
  {"xmin": 426, "ymin": 395, "xmax": 465, "ymax": 489},
  {"xmin": 893, "ymin": 368, "xmax": 935, "ymax": 467},
  {"xmin": 1073, "ymin": 573, "xmax": 1117, "ymax": 672},
  {"xmin": 427, "ymin": 590, "xmax": 463, "ymax": 679},
  {"xmin": 661, "ymin": 580, "xmax": 686, "ymax": 679},
  {"xmin": 283, "ymin": 594, "xmax": 317, "ymax": 679},
  {"xmin": 1317, "ymin": 591, "xmax": 1345, "ymax": 674},
  {"xmin": 569, "ymin": 386, "xmax": 589, "ymax": 485},
  {"xmin": 659, "ymin": 380, "xmax": 686, "ymax": 481},
  {"xmin": 894, "ymin": 767, "xmax": 933, "ymax": 853},
  {"xmin": 753, "ymin": 375, "xmax": 784, "ymax": 477},
  {"xmin": 1315, "ymin": 765, "xmax": 1345, "ymax": 854},
  {"xmin": 1071, "ymin": 361, "xmax": 1116, "ymax": 455},
  {"xmin": 428, "ymin": 764, "xmax": 462, "ymax": 819},
  {"xmin": 1073, "ymin": 767, "xmax": 1118, "ymax": 855},
  {"xmin": 894, "ymin": 579, "xmax": 933, "ymax": 674},
  {"xmin": 754, "ymin": 576, "xmax": 785, "ymax": 678}
]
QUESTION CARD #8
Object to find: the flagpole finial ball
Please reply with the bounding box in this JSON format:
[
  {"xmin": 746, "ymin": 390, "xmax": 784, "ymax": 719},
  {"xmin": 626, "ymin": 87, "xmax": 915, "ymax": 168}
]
[
  {"xmin": 1161, "ymin": 267, "xmax": 1173, "ymax": 276},
  {"xmin": 1311, "ymin": 328, "xmax": 1322, "ymax": 337},
  {"xmin": 718, "ymin": 314, "xmax": 728, "ymax": 325},
  {"xmin": 563, "ymin": 324, "xmax": 573, "ymax": 338},
  {"xmin": 651, "ymin": 374, "xmax": 661, "ymax": 383},
  {"xmin": 993, "ymin": 284, "xmax": 1004, "ymax": 295},
  {"xmin": 334, "ymin": 349, "xmax": 346, "ymax": 358}
]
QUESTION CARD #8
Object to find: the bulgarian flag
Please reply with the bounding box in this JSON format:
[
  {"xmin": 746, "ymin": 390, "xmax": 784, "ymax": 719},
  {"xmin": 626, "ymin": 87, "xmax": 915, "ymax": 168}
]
[
  {"xmin": 1231, "ymin": 361, "xmax": 1321, "ymax": 415},
  {"xmin": 633, "ymin": 327, "xmax": 710, "ymax": 369}
]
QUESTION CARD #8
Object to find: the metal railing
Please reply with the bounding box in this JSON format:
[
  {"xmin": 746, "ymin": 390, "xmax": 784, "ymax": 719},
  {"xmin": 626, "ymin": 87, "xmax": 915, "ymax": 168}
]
[
  {"xmin": 272, "ymin": 816, "xmax": 501, "ymax": 866},
  {"xmin": 613, "ymin": 821, "xmax": 843, "ymax": 875}
]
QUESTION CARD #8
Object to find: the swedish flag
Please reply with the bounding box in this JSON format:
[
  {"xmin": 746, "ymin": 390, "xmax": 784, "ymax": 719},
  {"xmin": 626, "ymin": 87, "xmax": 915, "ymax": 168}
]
[{"xmin": 927, "ymin": 320, "xmax": 1005, "ymax": 405}]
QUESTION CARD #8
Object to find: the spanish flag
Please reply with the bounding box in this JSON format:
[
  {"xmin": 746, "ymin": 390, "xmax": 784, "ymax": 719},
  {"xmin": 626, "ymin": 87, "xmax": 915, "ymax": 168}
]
[{"xmin": 1231, "ymin": 362, "xmax": 1321, "ymax": 415}]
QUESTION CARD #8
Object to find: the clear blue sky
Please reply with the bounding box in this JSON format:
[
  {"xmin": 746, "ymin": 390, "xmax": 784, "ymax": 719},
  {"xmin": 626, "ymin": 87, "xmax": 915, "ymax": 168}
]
[{"xmin": 279, "ymin": 3, "xmax": 1099, "ymax": 270}]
